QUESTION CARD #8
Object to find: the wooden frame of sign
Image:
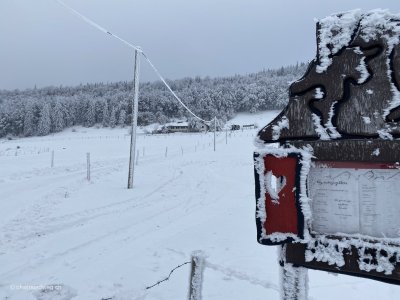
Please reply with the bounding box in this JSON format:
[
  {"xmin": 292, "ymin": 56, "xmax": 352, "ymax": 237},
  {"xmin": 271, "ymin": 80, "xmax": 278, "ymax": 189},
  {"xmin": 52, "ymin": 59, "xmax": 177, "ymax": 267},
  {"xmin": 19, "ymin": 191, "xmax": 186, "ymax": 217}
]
[
  {"xmin": 286, "ymin": 139, "xmax": 400, "ymax": 285},
  {"xmin": 254, "ymin": 10, "xmax": 400, "ymax": 299}
]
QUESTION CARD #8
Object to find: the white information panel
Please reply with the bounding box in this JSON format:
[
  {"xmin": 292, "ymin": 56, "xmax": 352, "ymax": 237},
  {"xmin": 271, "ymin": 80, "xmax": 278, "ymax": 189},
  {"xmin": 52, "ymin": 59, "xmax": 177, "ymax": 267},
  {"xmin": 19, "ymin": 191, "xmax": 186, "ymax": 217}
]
[{"xmin": 308, "ymin": 162, "xmax": 400, "ymax": 238}]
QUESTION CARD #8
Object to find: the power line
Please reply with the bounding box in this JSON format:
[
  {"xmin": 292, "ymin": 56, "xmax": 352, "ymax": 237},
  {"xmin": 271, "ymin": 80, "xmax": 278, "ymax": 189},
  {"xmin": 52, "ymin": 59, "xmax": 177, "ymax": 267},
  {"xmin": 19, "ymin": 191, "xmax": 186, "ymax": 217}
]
[
  {"xmin": 54, "ymin": 0, "xmax": 212, "ymax": 124},
  {"xmin": 55, "ymin": 0, "xmax": 141, "ymax": 52},
  {"xmin": 141, "ymin": 53, "xmax": 210, "ymax": 123}
]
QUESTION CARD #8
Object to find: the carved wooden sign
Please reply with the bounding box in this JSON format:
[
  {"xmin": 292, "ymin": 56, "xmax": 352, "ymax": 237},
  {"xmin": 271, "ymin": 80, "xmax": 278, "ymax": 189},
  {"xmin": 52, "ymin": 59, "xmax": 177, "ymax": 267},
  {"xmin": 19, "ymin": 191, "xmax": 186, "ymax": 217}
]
[{"xmin": 254, "ymin": 9, "xmax": 400, "ymax": 290}]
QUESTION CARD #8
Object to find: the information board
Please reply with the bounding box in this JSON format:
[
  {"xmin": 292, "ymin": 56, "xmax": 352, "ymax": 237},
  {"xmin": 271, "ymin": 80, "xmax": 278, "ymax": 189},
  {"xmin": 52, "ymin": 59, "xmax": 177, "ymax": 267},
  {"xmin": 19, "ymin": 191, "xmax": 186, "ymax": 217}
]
[
  {"xmin": 308, "ymin": 162, "xmax": 400, "ymax": 238},
  {"xmin": 254, "ymin": 11, "xmax": 400, "ymax": 291}
]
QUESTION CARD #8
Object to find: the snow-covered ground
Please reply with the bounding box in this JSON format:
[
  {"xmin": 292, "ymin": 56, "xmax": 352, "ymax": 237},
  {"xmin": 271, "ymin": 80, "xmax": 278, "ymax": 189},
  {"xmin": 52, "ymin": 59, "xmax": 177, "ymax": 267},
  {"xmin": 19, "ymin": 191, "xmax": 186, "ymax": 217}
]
[
  {"xmin": 1, "ymin": 111, "xmax": 400, "ymax": 300},
  {"xmin": 224, "ymin": 110, "xmax": 280, "ymax": 128}
]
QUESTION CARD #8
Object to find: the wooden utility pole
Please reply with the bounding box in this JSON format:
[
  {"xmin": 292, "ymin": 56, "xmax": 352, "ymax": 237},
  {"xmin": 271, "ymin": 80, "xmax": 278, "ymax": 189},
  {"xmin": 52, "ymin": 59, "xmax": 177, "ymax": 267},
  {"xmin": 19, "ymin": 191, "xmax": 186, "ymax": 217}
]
[{"xmin": 127, "ymin": 49, "xmax": 140, "ymax": 189}]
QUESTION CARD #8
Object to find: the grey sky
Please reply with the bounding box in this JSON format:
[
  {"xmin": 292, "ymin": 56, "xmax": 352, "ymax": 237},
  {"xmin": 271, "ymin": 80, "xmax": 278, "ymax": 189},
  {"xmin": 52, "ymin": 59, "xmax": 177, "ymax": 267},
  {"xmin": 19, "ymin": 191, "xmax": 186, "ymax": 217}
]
[{"xmin": 1, "ymin": 0, "xmax": 399, "ymax": 90}]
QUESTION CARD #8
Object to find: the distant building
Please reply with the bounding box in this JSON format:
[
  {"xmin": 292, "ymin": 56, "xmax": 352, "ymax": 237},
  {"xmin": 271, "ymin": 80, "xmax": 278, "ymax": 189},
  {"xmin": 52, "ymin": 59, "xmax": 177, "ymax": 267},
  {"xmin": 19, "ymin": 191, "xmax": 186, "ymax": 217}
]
[
  {"xmin": 152, "ymin": 120, "xmax": 210, "ymax": 134},
  {"xmin": 231, "ymin": 124, "xmax": 240, "ymax": 130},
  {"xmin": 190, "ymin": 121, "xmax": 210, "ymax": 132},
  {"xmin": 242, "ymin": 124, "xmax": 257, "ymax": 130},
  {"xmin": 166, "ymin": 121, "xmax": 189, "ymax": 133},
  {"xmin": 187, "ymin": 118, "xmax": 210, "ymax": 132}
]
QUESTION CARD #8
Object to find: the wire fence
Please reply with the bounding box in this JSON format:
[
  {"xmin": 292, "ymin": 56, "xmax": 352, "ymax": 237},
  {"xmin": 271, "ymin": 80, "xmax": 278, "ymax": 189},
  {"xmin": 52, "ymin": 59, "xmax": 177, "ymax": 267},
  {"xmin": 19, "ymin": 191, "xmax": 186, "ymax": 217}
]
[
  {"xmin": 0, "ymin": 129, "xmax": 255, "ymax": 158},
  {"xmin": 140, "ymin": 251, "xmax": 278, "ymax": 300}
]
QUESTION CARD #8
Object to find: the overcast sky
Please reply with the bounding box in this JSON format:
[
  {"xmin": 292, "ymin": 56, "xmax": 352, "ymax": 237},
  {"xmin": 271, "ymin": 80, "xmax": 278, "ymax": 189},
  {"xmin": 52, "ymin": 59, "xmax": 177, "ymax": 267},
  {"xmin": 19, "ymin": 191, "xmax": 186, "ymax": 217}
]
[{"xmin": 1, "ymin": 0, "xmax": 399, "ymax": 90}]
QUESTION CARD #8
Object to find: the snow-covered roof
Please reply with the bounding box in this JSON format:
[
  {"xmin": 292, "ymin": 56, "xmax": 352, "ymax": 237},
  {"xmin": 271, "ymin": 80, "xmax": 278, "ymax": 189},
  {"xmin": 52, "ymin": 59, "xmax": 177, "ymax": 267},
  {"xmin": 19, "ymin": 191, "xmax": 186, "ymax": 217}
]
[{"xmin": 166, "ymin": 121, "xmax": 189, "ymax": 127}]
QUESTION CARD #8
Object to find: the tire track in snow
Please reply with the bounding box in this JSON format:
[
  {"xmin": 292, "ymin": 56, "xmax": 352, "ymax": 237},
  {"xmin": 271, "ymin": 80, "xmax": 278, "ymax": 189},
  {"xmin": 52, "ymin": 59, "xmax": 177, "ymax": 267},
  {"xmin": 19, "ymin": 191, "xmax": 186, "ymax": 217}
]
[
  {"xmin": 0, "ymin": 158, "xmax": 131, "ymax": 250},
  {"xmin": 0, "ymin": 159, "xmax": 224, "ymax": 281},
  {"xmin": 0, "ymin": 174, "xmax": 191, "ymax": 281},
  {"xmin": 0, "ymin": 166, "xmax": 184, "ymax": 252},
  {"xmin": 0, "ymin": 147, "xmax": 203, "ymax": 248}
]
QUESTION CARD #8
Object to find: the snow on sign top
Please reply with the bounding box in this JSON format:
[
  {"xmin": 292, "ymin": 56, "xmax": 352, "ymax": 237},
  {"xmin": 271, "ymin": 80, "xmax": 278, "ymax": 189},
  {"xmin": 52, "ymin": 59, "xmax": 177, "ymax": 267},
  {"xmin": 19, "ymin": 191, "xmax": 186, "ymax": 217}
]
[
  {"xmin": 316, "ymin": 9, "xmax": 363, "ymax": 73},
  {"xmin": 257, "ymin": 9, "xmax": 400, "ymax": 144}
]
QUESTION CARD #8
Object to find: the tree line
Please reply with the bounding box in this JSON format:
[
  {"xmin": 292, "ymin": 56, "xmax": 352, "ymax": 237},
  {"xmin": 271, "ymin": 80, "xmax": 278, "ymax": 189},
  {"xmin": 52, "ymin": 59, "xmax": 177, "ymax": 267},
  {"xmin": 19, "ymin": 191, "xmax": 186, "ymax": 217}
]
[{"xmin": 0, "ymin": 63, "xmax": 307, "ymax": 138}]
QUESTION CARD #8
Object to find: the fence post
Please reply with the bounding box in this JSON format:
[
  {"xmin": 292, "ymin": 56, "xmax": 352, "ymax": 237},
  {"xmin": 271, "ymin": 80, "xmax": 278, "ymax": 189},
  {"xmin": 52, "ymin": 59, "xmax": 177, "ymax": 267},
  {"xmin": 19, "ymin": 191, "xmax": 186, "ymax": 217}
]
[
  {"xmin": 281, "ymin": 263, "xmax": 308, "ymax": 300},
  {"xmin": 213, "ymin": 117, "xmax": 216, "ymax": 152},
  {"xmin": 51, "ymin": 150, "xmax": 54, "ymax": 168},
  {"xmin": 165, "ymin": 147, "xmax": 168, "ymax": 158},
  {"xmin": 188, "ymin": 251, "xmax": 205, "ymax": 300},
  {"xmin": 280, "ymin": 246, "xmax": 308, "ymax": 300},
  {"xmin": 86, "ymin": 152, "xmax": 91, "ymax": 181}
]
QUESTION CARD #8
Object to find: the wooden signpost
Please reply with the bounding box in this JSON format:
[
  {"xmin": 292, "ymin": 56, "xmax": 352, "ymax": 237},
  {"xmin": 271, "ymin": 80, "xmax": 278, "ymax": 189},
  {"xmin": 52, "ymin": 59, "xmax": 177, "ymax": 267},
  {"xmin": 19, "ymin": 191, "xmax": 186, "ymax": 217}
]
[{"xmin": 254, "ymin": 10, "xmax": 400, "ymax": 299}]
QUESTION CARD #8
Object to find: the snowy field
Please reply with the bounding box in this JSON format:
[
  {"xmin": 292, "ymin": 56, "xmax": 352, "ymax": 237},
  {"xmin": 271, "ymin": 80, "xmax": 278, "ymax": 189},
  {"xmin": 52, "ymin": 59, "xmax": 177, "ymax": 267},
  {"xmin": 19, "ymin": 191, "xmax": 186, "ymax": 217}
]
[{"xmin": 1, "ymin": 111, "xmax": 400, "ymax": 300}]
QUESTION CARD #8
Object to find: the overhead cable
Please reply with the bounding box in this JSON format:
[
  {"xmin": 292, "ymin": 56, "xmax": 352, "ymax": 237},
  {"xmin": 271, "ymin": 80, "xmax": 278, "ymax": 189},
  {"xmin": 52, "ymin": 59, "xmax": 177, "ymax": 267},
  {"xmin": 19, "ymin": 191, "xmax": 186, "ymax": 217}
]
[
  {"xmin": 141, "ymin": 52, "xmax": 210, "ymax": 123},
  {"xmin": 55, "ymin": 0, "xmax": 212, "ymax": 124}
]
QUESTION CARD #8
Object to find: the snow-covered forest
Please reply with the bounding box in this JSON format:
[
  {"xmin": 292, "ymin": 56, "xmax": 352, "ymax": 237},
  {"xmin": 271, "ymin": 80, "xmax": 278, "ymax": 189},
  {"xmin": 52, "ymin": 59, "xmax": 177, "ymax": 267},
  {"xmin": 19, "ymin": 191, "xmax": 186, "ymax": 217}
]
[{"xmin": 0, "ymin": 63, "xmax": 307, "ymax": 138}]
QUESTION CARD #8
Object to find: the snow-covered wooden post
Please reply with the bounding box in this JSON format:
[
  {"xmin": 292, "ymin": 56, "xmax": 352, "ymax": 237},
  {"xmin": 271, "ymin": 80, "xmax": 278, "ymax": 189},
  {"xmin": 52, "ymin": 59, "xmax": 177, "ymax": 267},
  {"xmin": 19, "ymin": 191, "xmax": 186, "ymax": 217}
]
[
  {"xmin": 254, "ymin": 10, "xmax": 400, "ymax": 298},
  {"xmin": 280, "ymin": 251, "xmax": 308, "ymax": 300},
  {"xmin": 51, "ymin": 150, "xmax": 54, "ymax": 168},
  {"xmin": 86, "ymin": 152, "xmax": 91, "ymax": 181},
  {"xmin": 213, "ymin": 117, "xmax": 216, "ymax": 152},
  {"xmin": 127, "ymin": 49, "xmax": 141, "ymax": 189},
  {"xmin": 188, "ymin": 251, "xmax": 205, "ymax": 300}
]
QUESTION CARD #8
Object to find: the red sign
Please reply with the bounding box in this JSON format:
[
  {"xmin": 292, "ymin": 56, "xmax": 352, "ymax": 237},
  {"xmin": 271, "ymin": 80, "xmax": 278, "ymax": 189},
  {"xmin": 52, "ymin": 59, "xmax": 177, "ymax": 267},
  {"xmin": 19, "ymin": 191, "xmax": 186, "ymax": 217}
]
[{"xmin": 262, "ymin": 154, "xmax": 299, "ymax": 236}]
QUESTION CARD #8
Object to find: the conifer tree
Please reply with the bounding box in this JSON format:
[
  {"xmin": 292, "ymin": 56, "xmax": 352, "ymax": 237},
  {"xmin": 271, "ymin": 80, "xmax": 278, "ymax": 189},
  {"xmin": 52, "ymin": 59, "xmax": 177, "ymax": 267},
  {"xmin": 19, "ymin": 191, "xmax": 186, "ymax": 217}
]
[
  {"xmin": 23, "ymin": 101, "xmax": 36, "ymax": 136},
  {"xmin": 109, "ymin": 107, "xmax": 117, "ymax": 128},
  {"xmin": 86, "ymin": 101, "xmax": 96, "ymax": 127},
  {"xmin": 102, "ymin": 101, "xmax": 110, "ymax": 127},
  {"xmin": 53, "ymin": 101, "xmax": 65, "ymax": 132},
  {"xmin": 118, "ymin": 109, "xmax": 126, "ymax": 127},
  {"xmin": 37, "ymin": 103, "xmax": 51, "ymax": 136}
]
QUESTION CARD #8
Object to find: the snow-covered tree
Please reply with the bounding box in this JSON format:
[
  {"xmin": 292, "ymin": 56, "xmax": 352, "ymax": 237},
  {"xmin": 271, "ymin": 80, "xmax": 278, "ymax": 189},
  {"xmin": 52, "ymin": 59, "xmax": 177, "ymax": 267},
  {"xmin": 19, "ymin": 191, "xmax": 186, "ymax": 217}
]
[
  {"xmin": 0, "ymin": 63, "xmax": 307, "ymax": 138},
  {"xmin": 52, "ymin": 100, "xmax": 65, "ymax": 132},
  {"xmin": 37, "ymin": 103, "xmax": 51, "ymax": 136},
  {"xmin": 102, "ymin": 101, "xmax": 109, "ymax": 127},
  {"xmin": 85, "ymin": 101, "xmax": 96, "ymax": 127},
  {"xmin": 118, "ymin": 109, "xmax": 126, "ymax": 127},
  {"xmin": 23, "ymin": 100, "xmax": 36, "ymax": 136},
  {"xmin": 109, "ymin": 107, "xmax": 117, "ymax": 128}
]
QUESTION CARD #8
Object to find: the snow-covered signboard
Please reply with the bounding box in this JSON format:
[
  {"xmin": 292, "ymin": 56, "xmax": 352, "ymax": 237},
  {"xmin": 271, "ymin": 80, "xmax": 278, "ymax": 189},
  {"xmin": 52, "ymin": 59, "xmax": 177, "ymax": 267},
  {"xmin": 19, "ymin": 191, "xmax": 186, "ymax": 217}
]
[{"xmin": 254, "ymin": 9, "xmax": 400, "ymax": 294}]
